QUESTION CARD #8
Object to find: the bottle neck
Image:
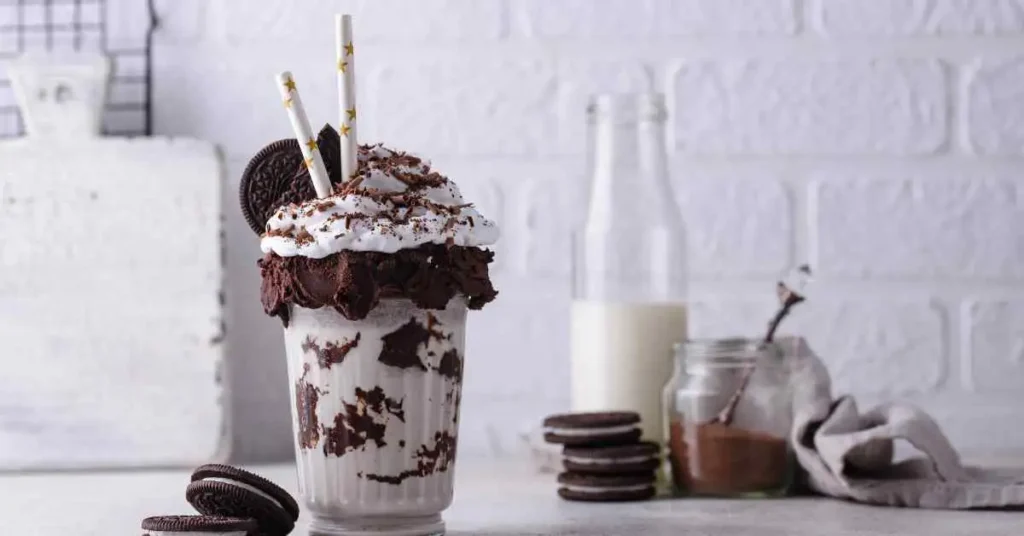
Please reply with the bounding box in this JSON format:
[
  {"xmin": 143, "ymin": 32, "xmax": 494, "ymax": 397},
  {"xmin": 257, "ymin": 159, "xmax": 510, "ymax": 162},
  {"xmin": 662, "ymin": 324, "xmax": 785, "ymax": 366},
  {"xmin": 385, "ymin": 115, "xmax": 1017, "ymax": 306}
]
[
  {"xmin": 573, "ymin": 94, "xmax": 688, "ymax": 303},
  {"xmin": 585, "ymin": 95, "xmax": 678, "ymax": 228}
]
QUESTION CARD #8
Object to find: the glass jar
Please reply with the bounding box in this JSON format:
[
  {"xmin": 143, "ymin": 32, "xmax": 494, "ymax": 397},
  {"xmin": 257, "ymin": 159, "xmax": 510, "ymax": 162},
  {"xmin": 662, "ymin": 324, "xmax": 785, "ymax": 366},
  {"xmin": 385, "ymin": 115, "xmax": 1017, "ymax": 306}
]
[
  {"xmin": 570, "ymin": 93, "xmax": 688, "ymax": 445},
  {"xmin": 663, "ymin": 338, "xmax": 794, "ymax": 497}
]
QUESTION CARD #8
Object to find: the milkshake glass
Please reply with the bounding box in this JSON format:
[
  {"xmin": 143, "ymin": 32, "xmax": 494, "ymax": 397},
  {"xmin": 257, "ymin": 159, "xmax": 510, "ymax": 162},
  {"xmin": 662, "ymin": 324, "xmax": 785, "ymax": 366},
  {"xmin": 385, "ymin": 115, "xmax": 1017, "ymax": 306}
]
[
  {"xmin": 247, "ymin": 142, "xmax": 499, "ymax": 536},
  {"xmin": 285, "ymin": 298, "xmax": 467, "ymax": 535}
]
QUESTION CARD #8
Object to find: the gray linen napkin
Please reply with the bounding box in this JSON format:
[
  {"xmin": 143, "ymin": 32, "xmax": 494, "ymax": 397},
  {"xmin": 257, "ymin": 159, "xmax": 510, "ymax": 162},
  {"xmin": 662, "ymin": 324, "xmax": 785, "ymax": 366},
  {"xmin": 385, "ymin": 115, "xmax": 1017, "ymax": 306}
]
[{"xmin": 780, "ymin": 336, "xmax": 1024, "ymax": 509}]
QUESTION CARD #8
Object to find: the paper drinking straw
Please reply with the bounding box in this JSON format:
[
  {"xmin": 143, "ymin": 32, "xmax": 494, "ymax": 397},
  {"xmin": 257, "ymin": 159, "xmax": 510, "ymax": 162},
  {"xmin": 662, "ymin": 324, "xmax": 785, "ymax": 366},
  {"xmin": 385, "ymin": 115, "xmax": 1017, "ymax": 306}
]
[
  {"xmin": 336, "ymin": 14, "xmax": 358, "ymax": 182},
  {"xmin": 275, "ymin": 71, "xmax": 332, "ymax": 198}
]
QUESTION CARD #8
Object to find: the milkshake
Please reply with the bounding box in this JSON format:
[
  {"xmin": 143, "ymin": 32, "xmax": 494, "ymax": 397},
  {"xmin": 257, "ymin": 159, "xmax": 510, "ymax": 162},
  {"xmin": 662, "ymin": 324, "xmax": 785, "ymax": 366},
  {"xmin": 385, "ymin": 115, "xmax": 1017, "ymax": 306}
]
[{"xmin": 250, "ymin": 143, "xmax": 499, "ymax": 535}]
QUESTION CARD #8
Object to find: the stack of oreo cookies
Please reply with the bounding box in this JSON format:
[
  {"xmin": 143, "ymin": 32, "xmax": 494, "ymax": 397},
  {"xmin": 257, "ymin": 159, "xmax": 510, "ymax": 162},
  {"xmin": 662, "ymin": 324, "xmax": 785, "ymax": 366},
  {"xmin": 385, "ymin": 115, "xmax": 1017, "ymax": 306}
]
[
  {"xmin": 542, "ymin": 411, "xmax": 661, "ymax": 502},
  {"xmin": 141, "ymin": 464, "xmax": 300, "ymax": 536}
]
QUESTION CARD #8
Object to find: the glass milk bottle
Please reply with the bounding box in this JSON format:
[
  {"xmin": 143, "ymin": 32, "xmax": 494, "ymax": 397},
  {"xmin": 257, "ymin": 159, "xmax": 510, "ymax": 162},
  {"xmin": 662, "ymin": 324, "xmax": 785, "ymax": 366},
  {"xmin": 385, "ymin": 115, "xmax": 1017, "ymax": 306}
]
[{"xmin": 571, "ymin": 93, "xmax": 688, "ymax": 444}]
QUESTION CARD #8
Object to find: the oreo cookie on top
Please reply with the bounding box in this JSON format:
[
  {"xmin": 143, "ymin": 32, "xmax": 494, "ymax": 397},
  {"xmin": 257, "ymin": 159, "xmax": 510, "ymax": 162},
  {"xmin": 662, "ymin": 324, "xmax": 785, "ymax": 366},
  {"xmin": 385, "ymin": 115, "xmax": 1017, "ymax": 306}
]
[
  {"xmin": 141, "ymin": 515, "xmax": 257, "ymax": 535},
  {"xmin": 556, "ymin": 472, "xmax": 657, "ymax": 502},
  {"xmin": 562, "ymin": 441, "xmax": 662, "ymax": 475},
  {"xmin": 239, "ymin": 124, "xmax": 344, "ymax": 236},
  {"xmin": 186, "ymin": 464, "xmax": 299, "ymax": 536},
  {"xmin": 542, "ymin": 411, "xmax": 642, "ymax": 447}
]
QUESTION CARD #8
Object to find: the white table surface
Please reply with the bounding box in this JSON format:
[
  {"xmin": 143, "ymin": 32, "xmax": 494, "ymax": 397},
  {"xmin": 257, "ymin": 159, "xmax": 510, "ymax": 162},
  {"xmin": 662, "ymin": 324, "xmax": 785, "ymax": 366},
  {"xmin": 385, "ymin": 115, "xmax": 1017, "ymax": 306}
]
[{"xmin": 2, "ymin": 458, "xmax": 1022, "ymax": 535}]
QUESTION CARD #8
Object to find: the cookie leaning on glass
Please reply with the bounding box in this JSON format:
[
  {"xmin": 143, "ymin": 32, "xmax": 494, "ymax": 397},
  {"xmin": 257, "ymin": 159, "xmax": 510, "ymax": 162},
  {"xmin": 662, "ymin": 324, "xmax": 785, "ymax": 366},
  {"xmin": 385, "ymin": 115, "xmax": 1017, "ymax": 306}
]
[{"xmin": 186, "ymin": 464, "xmax": 300, "ymax": 536}]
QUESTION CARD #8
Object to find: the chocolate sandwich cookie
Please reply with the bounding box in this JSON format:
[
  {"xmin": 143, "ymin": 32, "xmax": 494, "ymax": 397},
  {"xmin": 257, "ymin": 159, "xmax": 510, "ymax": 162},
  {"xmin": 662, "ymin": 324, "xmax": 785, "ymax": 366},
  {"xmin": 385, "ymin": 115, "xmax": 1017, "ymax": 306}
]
[
  {"xmin": 542, "ymin": 411, "xmax": 642, "ymax": 446},
  {"xmin": 186, "ymin": 464, "xmax": 299, "ymax": 536},
  {"xmin": 141, "ymin": 515, "xmax": 257, "ymax": 535},
  {"xmin": 562, "ymin": 441, "xmax": 662, "ymax": 475},
  {"xmin": 556, "ymin": 472, "xmax": 657, "ymax": 502},
  {"xmin": 239, "ymin": 124, "xmax": 344, "ymax": 235}
]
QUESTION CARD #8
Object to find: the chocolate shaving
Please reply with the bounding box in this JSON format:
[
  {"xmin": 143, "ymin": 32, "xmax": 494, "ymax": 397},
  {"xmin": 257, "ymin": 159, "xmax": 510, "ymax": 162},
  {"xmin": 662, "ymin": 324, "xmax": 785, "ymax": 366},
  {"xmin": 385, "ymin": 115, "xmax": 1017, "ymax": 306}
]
[
  {"xmin": 345, "ymin": 175, "xmax": 364, "ymax": 190},
  {"xmin": 265, "ymin": 224, "xmax": 295, "ymax": 238},
  {"xmin": 390, "ymin": 173, "xmax": 418, "ymax": 187},
  {"xmin": 295, "ymin": 228, "xmax": 314, "ymax": 245}
]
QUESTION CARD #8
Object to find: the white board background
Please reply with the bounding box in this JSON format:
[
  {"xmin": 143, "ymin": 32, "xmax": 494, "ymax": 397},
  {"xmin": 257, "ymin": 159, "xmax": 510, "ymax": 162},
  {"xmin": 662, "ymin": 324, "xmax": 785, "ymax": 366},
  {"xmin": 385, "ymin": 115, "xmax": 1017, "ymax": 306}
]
[{"xmin": 0, "ymin": 136, "xmax": 228, "ymax": 470}]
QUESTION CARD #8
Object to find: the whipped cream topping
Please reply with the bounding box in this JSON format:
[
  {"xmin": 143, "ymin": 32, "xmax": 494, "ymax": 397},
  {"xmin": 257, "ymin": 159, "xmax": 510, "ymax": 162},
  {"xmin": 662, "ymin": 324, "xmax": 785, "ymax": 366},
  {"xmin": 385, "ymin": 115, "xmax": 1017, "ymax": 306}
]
[{"xmin": 260, "ymin": 144, "xmax": 499, "ymax": 258}]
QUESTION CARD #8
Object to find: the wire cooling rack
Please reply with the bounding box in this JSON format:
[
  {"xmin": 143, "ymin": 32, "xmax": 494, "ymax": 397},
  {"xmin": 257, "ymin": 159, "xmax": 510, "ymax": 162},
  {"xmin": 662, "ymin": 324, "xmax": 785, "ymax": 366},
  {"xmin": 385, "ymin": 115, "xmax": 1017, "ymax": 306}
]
[{"xmin": 0, "ymin": 0, "xmax": 155, "ymax": 137}]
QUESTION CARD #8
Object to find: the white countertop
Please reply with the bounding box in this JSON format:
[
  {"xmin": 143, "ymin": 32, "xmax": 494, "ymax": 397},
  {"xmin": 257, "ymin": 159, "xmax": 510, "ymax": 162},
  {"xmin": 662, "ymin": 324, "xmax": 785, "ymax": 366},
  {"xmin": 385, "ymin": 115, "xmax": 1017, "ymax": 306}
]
[{"xmin": 3, "ymin": 459, "xmax": 1022, "ymax": 535}]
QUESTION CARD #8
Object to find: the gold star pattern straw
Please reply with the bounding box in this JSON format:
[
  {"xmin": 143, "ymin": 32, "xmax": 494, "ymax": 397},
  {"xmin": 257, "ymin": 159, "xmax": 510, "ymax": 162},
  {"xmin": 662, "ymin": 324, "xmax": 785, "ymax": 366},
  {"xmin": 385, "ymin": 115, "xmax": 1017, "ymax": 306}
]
[
  {"xmin": 336, "ymin": 14, "xmax": 359, "ymax": 181},
  {"xmin": 275, "ymin": 70, "xmax": 332, "ymax": 198}
]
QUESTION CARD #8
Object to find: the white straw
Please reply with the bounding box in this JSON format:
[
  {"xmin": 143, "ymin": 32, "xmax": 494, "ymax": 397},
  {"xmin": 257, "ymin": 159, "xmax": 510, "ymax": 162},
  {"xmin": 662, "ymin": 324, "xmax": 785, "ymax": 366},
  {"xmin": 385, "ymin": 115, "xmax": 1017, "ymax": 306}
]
[
  {"xmin": 275, "ymin": 71, "xmax": 332, "ymax": 198},
  {"xmin": 336, "ymin": 14, "xmax": 358, "ymax": 182}
]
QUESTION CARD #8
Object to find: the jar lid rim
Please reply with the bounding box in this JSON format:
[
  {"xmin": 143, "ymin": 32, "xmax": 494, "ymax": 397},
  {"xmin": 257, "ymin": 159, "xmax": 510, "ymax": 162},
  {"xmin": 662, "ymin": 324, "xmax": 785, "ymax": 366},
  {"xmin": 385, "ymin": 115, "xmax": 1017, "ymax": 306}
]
[{"xmin": 675, "ymin": 337, "xmax": 778, "ymax": 361}]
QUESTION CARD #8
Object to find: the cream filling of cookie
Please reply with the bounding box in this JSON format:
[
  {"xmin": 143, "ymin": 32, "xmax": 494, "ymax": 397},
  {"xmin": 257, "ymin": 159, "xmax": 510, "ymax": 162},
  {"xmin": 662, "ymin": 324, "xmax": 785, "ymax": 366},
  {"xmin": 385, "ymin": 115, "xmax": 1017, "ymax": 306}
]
[
  {"xmin": 144, "ymin": 532, "xmax": 249, "ymax": 536},
  {"xmin": 206, "ymin": 477, "xmax": 285, "ymax": 511},
  {"xmin": 544, "ymin": 424, "xmax": 638, "ymax": 436},
  {"xmin": 562, "ymin": 484, "xmax": 653, "ymax": 493},
  {"xmin": 563, "ymin": 455, "xmax": 655, "ymax": 465}
]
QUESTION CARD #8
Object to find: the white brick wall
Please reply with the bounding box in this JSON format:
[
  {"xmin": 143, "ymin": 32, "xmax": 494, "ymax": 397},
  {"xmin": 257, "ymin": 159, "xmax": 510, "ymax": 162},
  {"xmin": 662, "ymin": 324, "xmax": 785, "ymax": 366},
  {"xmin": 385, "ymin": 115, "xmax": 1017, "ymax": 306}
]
[
  {"xmin": 813, "ymin": 0, "xmax": 1024, "ymax": 36},
  {"xmin": 146, "ymin": 0, "xmax": 1024, "ymax": 462},
  {"xmin": 671, "ymin": 60, "xmax": 948, "ymax": 155}
]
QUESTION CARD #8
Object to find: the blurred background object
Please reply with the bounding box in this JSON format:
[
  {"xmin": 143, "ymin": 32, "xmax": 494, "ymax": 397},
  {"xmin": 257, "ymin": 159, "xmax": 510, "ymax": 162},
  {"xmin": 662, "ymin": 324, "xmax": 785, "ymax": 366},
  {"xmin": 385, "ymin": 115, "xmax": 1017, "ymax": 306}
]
[
  {"xmin": 0, "ymin": 0, "xmax": 153, "ymax": 137},
  {"xmin": 2, "ymin": 0, "xmax": 1023, "ymax": 465},
  {"xmin": 0, "ymin": 0, "xmax": 226, "ymax": 470}
]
